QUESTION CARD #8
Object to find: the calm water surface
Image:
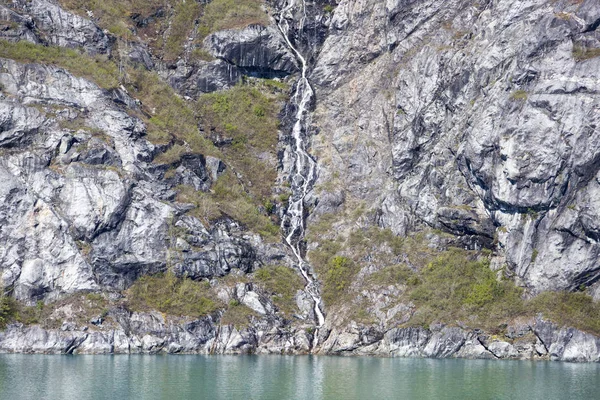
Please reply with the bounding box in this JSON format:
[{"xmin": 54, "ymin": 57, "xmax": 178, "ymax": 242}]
[{"xmin": 0, "ymin": 354, "xmax": 598, "ymax": 399}]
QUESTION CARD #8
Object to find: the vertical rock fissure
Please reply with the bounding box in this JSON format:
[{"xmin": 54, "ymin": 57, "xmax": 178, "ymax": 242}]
[{"xmin": 275, "ymin": 0, "xmax": 325, "ymax": 337}]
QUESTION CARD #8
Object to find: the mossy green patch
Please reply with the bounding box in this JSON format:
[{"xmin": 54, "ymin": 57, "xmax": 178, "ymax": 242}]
[
  {"xmin": 254, "ymin": 265, "xmax": 304, "ymax": 316},
  {"xmin": 60, "ymin": 0, "xmax": 164, "ymax": 39},
  {"xmin": 196, "ymin": 82, "xmax": 284, "ymax": 200},
  {"xmin": 162, "ymin": 0, "xmax": 203, "ymax": 62},
  {"xmin": 308, "ymin": 238, "xmax": 358, "ymax": 306},
  {"xmin": 1, "ymin": 293, "xmax": 111, "ymax": 329},
  {"xmin": 321, "ymin": 256, "xmax": 357, "ymax": 305},
  {"xmin": 0, "ymin": 40, "xmax": 119, "ymax": 88},
  {"xmin": 176, "ymin": 171, "xmax": 280, "ymax": 241},
  {"xmin": 369, "ymin": 264, "xmax": 420, "ymax": 287},
  {"xmin": 167, "ymin": 80, "xmax": 288, "ymax": 240},
  {"xmin": 573, "ymin": 46, "xmax": 600, "ymax": 62},
  {"xmin": 127, "ymin": 68, "xmax": 217, "ymax": 156},
  {"xmin": 197, "ymin": 0, "xmax": 268, "ymax": 40},
  {"xmin": 509, "ymin": 90, "xmax": 528, "ymax": 101},
  {"xmin": 220, "ymin": 300, "xmax": 258, "ymax": 328},
  {"xmin": 376, "ymin": 247, "xmax": 526, "ymax": 332},
  {"xmin": 530, "ymin": 291, "xmax": 600, "ymax": 336},
  {"xmin": 0, "ymin": 293, "xmax": 17, "ymax": 329},
  {"xmin": 126, "ymin": 273, "xmax": 221, "ymax": 318},
  {"xmin": 61, "ymin": 0, "xmax": 268, "ymax": 61}
]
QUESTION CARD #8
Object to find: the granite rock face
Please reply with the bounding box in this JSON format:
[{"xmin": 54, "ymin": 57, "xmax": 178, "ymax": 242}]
[
  {"xmin": 0, "ymin": 0, "xmax": 112, "ymax": 54},
  {"xmin": 163, "ymin": 20, "xmax": 299, "ymax": 97},
  {"xmin": 2, "ymin": 313, "xmax": 598, "ymax": 362},
  {"xmin": 1, "ymin": 0, "xmax": 600, "ymax": 361},
  {"xmin": 0, "ymin": 56, "xmax": 285, "ymax": 301},
  {"xmin": 309, "ymin": 0, "xmax": 600, "ymax": 293},
  {"xmin": 204, "ymin": 24, "xmax": 298, "ymax": 78}
]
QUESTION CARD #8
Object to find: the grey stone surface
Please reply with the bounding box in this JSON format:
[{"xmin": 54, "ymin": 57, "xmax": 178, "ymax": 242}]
[
  {"xmin": 309, "ymin": 0, "xmax": 600, "ymax": 292},
  {"xmin": 1, "ymin": 0, "xmax": 600, "ymax": 361},
  {"xmin": 0, "ymin": 0, "xmax": 112, "ymax": 54},
  {"xmin": 0, "ymin": 46, "xmax": 285, "ymax": 300},
  {"xmin": 2, "ymin": 314, "xmax": 597, "ymax": 360},
  {"xmin": 204, "ymin": 24, "xmax": 298, "ymax": 78}
]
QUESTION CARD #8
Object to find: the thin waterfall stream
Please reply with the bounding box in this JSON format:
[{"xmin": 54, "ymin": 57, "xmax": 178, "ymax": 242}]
[{"xmin": 275, "ymin": 0, "xmax": 325, "ymax": 336}]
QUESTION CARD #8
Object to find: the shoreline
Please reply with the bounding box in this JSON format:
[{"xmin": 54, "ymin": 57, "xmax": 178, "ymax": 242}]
[{"xmin": 1, "ymin": 316, "xmax": 598, "ymax": 363}]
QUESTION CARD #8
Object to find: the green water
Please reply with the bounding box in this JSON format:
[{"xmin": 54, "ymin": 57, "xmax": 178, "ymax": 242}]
[{"xmin": 0, "ymin": 355, "xmax": 598, "ymax": 399}]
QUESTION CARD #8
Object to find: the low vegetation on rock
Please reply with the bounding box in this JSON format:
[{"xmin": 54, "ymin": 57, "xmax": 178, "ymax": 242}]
[
  {"xmin": 126, "ymin": 273, "xmax": 221, "ymax": 318},
  {"xmin": 0, "ymin": 38, "xmax": 286, "ymax": 241},
  {"xmin": 61, "ymin": 0, "xmax": 269, "ymax": 60},
  {"xmin": 220, "ymin": 300, "xmax": 258, "ymax": 328},
  {"xmin": 254, "ymin": 265, "xmax": 304, "ymax": 316},
  {"xmin": 0, "ymin": 293, "xmax": 16, "ymax": 329},
  {"xmin": 310, "ymin": 225, "xmax": 600, "ymax": 336},
  {"xmin": 0, "ymin": 40, "xmax": 119, "ymax": 88}
]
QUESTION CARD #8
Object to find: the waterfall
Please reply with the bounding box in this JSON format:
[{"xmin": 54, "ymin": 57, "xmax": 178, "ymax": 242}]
[{"xmin": 275, "ymin": 0, "xmax": 325, "ymax": 332}]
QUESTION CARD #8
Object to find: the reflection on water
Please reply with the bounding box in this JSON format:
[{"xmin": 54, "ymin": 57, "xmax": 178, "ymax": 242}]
[{"xmin": 0, "ymin": 354, "xmax": 599, "ymax": 400}]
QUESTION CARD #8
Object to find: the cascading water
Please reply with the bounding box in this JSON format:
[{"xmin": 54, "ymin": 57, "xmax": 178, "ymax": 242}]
[{"xmin": 275, "ymin": 0, "xmax": 325, "ymax": 333}]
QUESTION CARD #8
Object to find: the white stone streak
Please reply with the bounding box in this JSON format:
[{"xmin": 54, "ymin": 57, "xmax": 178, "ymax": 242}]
[{"xmin": 276, "ymin": 0, "xmax": 325, "ymax": 330}]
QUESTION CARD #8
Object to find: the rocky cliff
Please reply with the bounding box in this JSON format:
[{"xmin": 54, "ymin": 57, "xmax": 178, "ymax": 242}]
[{"xmin": 1, "ymin": 0, "xmax": 600, "ymax": 362}]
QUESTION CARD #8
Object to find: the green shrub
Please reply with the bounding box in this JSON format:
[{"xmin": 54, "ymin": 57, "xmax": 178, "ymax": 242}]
[
  {"xmin": 220, "ymin": 300, "xmax": 257, "ymax": 328},
  {"xmin": 254, "ymin": 265, "xmax": 304, "ymax": 315},
  {"xmin": 162, "ymin": 0, "xmax": 203, "ymax": 61},
  {"xmin": 278, "ymin": 192, "xmax": 290, "ymax": 203},
  {"xmin": 0, "ymin": 40, "xmax": 119, "ymax": 89},
  {"xmin": 465, "ymin": 281, "xmax": 495, "ymax": 308},
  {"xmin": 196, "ymin": 83, "xmax": 281, "ymax": 200},
  {"xmin": 128, "ymin": 69, "xmax": 217, "ymax": 156},
  {"xmin": 14, "ymin": 302, "xmax": 42, "ymax": 326},
  {"xmin": 531, "ymin": 248, "xmax": 538, "ymax": 263},
  {"xmin": 530, "ymin": 291, "xmax": 600, "ymax": 336},
  {"xmin": 127, "ymin": 273, "xmax": 221, "ymax": 317},
  {"xmin": 370, "ymin": 264, "xmax": 420, "ymax": 287},
  {"xmin": 153, "ymin": 143, "xmax": 187, "ymax": 164},
  {"xmin": 573, "ymin": 46, "xmax": 600, "ymax": 61},
  {"xmin": 322, "ymin": 256, "xmax": 357, "ymax": 305},
  {"xmin": 197, "ymin": 0, "xmax": 268, "ymax": 39},
  {"xmin": 509, "ymin": 90, "xmax": 528, "ymax": 101},
  {"xmin": 196, "ymin": 82, "xmax": 281, "ymax": 147},
  {"xmin": 263, "ymin": 200, "xmax": 275, "ymax": 214},
  {"xmin": 407, "ymin": 249, "xmax": 525, "ymax": 329},
  {"xmin": 0, "ymin": 294, "xmax": 17, "ymax": 328},
  {"xmin": 308, "ymin": 240, "xmax": 342, "ymax": 273}
]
